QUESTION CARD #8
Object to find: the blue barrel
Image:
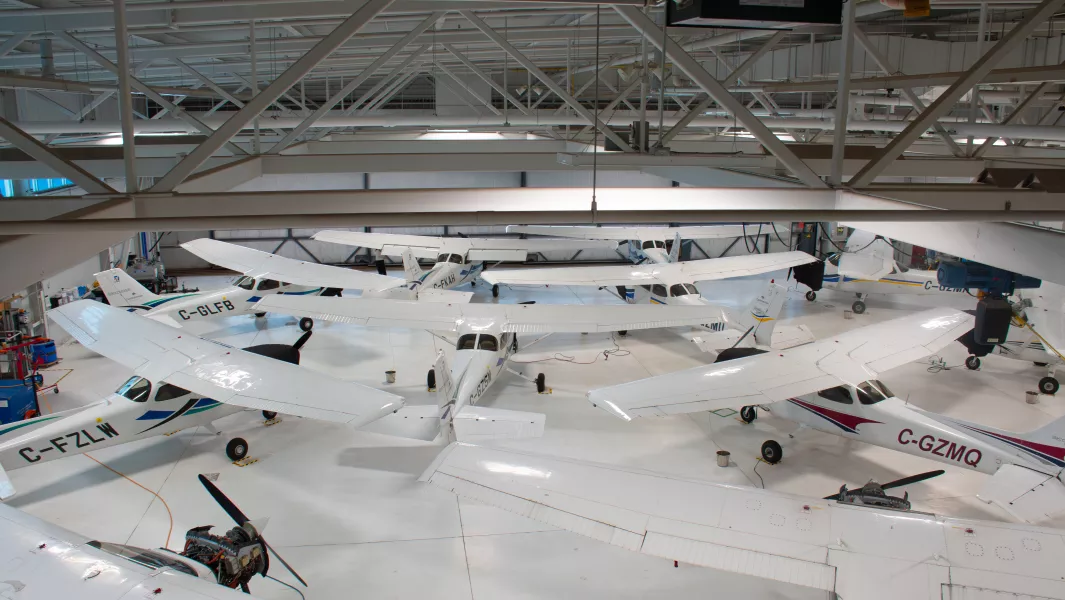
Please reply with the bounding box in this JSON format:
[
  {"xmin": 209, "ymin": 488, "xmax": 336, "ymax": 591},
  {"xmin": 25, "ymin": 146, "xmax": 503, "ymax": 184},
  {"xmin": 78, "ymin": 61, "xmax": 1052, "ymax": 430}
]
[{"xmin": 31, "ymin": 339, "xmax": 57, "ymax": 365}]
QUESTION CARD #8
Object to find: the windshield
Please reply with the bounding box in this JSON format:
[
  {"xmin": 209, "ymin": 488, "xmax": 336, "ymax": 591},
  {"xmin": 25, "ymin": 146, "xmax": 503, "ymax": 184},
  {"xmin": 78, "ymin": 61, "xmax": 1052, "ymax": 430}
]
[
  {"xmin": 670, "ymin": 283, "xmax": 699, "ymax": 297},
  {"xmin": 116, "ymin": 376, "xmax": 152, "ymax": 402},
  {"xmin": 236, "ymin": 277, "xmax": 255, "ymax": 290},
  {"xmin": 642, "ymin": 240, "xmax": 666, "ymax": 250},
  {"xmin": 86, "ymin": 541, "xmax": 198, "ymax": 576},
  {"xmin": 856, "ymin": 380, "xmax": 893, "ymax": 404},
  {"xmin": 456, "ymin": 333, "xmax": 478, "ymax": 350},
  {"xmin": 478, "ymin": 335, "xmax": 499, "ymax": 351}
]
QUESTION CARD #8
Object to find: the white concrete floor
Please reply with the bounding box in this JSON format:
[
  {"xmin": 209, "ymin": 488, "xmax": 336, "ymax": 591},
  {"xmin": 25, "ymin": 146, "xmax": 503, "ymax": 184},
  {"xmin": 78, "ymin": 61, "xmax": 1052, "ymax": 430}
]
[{"xmin": 11, "ymin": 271, "xmax": 1065, "ymax": 599}]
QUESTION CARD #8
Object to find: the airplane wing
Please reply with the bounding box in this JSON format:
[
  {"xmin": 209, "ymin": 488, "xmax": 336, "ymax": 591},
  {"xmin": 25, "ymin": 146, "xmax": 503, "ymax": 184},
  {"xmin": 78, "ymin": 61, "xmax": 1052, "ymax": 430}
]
[
  {"xmin": 588, "ymin": 307, "xmax": 974, "ymax": 419},
  {"xmin": 0, "ymin": 503, "xmax": 261, "ymax": 599},
  {"xmin": 255, "ymin": 295, "xmax": 730, "ymax": 335},
  {"xmin": 312, "ymin": 231, "xmax": 443, "ymax": 259},
  {"xmin": 48, "ymin": 301, "xmax": 403, "ymax": 426},
  {"xmin": 481, "ymin": 251, "xmax": 816, "ymax": 287},
  {"xmin": 313, "ymin": 230, "xmax": 615, "ymax": 262},
  {"xmin": 421, "ymin": 443, "xmax": 1065, "ymax": 600},
  {"xmin": 181, "ymin": 238, "xmax": 402, "ymax": 291},
  {"xmin": 507, "ymin": 225, "xmax": 754, "ymax": 240}
]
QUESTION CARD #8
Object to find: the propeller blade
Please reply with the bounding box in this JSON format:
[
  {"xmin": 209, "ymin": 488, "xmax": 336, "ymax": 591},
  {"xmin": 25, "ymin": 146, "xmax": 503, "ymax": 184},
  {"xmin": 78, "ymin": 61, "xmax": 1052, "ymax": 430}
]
[
  {"xmin": 292, "ymin": 330, "xmax": 313, "ymax": 351},
  {"xmin": 261, "ymin": 539, "xmax": 309, "ymax": 588},
  {"xmin": 197, "ymin": 474, "xmax": 249, "ymax": 526},
  {"xmin": 822, "ymin": 493, "xmax": 841, "ymax": 501},
  {"xmin": 880, "ymin": 470, "xmax": 945, "ymax": 491}
]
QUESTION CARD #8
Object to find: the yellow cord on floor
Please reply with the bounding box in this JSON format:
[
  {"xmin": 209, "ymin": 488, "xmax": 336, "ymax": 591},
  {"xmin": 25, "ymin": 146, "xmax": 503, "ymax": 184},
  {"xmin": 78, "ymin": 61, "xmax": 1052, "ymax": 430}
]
[{"xmin": 84, "ymin": 453, "xmax": 176, "ymax": 549}]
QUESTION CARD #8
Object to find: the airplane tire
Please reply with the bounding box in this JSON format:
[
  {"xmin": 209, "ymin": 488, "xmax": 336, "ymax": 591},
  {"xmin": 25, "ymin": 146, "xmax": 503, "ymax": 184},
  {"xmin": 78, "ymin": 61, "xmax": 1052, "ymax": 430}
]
[
  {"xmin": 851, "ymin": 300, "xmax": 866, "ymax": 315},
  {"xmin": 471, "ymin": 281, "xmax": 476, "ymax": 287},
  {"xmin": 760, "ymin": 440, "xmax": 782, "ymax": 464},
  {"xmin": 299, "ymin": 317, "xmax": 313, "ymax": 332},
  {"xmin": 1039, "ymin": 377, "xmax": 1059, "ymax": 395},
  {"xmin": 536, "ymin": 373, "xmax": 546, "ymax": 394},
  {"xmin": 965, "ymin": 356, "xmax": 981, "ymax": 370},
  {"xmin": 226, "ymin": 438, "xmax": 248, "ymax": 461},
  {"xmin": 740, "ymin": 406, "xmax": 757, "ymax": 424},
  {"xmin": 255, "ymin": 312, "xmax": 267, "ymax": 318},
  {"xmin": 1035, "ymin": 362, "xmax": 1049, "ymax": 367},
  {"xmin": 618, "ymin": 330, "xmax": 628, "ymax": 336},
  {"xmin": 492, "ymin": 284, "xmax": 500, "ymax": 298},
  {"xmin": 262, "ymin": 411, "xmax": 277, "ymax": 421},
  {"xmin": 805, "ymin": 291, "xmax": 816, "ymax": 302},
  {"xmin": 427, "ymin": 368, "xmax": 436, "ymax": 390}
]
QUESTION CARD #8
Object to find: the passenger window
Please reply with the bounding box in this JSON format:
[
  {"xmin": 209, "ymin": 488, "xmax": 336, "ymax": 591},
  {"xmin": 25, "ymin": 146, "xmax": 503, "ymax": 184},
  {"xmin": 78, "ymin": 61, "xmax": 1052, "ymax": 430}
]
[
  {"xmin": 856, "ymin": 380, "xmax": 892, "ymax": 405},
  {"xmin": 257, "ymin": 279, "xmax": 280, "ymax": 291},
  {"xmin": 478, "ymin": 335, "xmax": 499, "ymax": 352},
  {"xmin": 237, "ymin": 277, "xmax": 255, "ymax": 291},
  {"xmin": 651, "ymin": 284, "xmax": 667, "ymax": 297},
  {"xmin": 456, "ymin": 334, "xmax": 478, "ymax": 350},
  {"xmin": 642, "ymin": 240, "xmax": 655, "ymax": 250},
  {"xmin": 669, "ymin": 284, "xmax": 699, "ymax": 297},
  {"xmin": 655, "ymin": 241, "xmax": 666, "ymax": 249},
  {"xmin": 154, "ymin": 383, "xmax": 191, "ymax": 402},
  {"xmin": 116, "ymin": 376, "xmax": 152, "ymax": 403},
  {"xmin": 639, "ymin": 284, "xmax": 651, "ymax": 291},
  {"xmin": 817, "ymin": 386, "xmax": 853, "ymax": 404}
]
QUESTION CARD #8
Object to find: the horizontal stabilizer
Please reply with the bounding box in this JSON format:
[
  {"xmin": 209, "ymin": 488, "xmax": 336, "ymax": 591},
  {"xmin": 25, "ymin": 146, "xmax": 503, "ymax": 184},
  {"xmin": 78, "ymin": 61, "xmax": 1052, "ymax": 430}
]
[
  {"xmin": 0, "ymin": 404, "xmax": 93, "ymax": 443},
  {"xmin": 691, "ymin": 324, "xmax": 816, "ymax": 356},
  {"xmin": 361, "ymin": 405, "xmax": 442, "ymax": 442},
  {"xmin": 979, "ymin": 464, "xmax": 1065, "ymax": 524},
  {"xmin": 0, "ymin": 461, "xmax": 12, "ymax": 500},
  {"xmin": 417, "ymin": 289, "xmax": 474, "ymax": 304},
  {"xmin": 452, "ymin": 406, "xmax": 545, "ymax": 441}
]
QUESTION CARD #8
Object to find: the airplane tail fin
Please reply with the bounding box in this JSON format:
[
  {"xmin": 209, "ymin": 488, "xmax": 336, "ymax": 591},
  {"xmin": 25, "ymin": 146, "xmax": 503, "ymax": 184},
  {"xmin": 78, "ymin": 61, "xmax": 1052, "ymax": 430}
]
[
  {"xmin": 667, "ymin": 232, "xmax": 682, "ymax": 263},
  {"xmin": 94, "ymin": 268, "xmax": 161, "ymax": 309},
  {"xmin": 738, "ymin": 282, "xmax": 787, "ymax": 346},
  {"xmin": 402, "ymin": 248, "xmax": 423, "ymax": 282}
]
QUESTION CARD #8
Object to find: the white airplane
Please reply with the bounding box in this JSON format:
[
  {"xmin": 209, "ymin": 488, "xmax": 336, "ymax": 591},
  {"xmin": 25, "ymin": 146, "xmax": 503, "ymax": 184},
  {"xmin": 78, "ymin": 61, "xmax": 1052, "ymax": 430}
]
[
  {"xmin": 587, "ymin": 307, "xmax": 1065, "ymax": 525},
  {"xmin": 959, "ymin": 282, "xmax": 1065, "ymax": 394},
  {"xmin": 480, "ymin": 251, "xmax": 818, "ymax": 350},
  {"xmin": 807, "ymin": 230, "xmax": 969, "ymax": 314},
  {"xmin": 312, "ymin": 230, "xmax": 617, "ymax": 297},
  {"xmin": 254, "ymin": 295, "xmax": 734, "ymax": 432},
  {"xmin": 421, "ymin": 442, "xmax": 1065, "ymax": 600},
  {"xmin": 0, "ymin": 300, "xmax": 405, "ymax": 499},
  {"xmin": 506, "ymin": 224, "xmax": 759, "ymax": 264},
  {"xmin": 96, "ymin": 238, "xmax": 471, "ymax": 331}
]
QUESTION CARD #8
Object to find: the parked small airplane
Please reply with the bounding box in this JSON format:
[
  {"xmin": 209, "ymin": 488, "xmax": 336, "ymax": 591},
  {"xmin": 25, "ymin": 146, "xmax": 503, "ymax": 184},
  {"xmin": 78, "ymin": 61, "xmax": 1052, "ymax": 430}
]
[
  {"xmin": 0, "ymin": 300, "xmax": 404, "ymax": 500},
  {"xmin": 312, "ymin": 230, "xmax": 617, "ymax": 297},
  {"xmin": 422, "ymin": 443, "xmax": 1065, "ymax": 600},
  {"xmin": 96, "ymin": 239, "xmax": 471, "ymax": 331},
  {"xmin": 255, "ymin": 295, "xmax": 733, "ymax": 438},
  {"xmin": 808, "ymin": 230, "xmax": 969, "ymax": 314},
  {"xmin": 506, "ymin": 224, "xmax": 757, "ymax": 264},
  {"xmin": 587, "ymin": 307, "xmax": 1065, "ymax": 525},
  {"xmin": 480, "ymin": 250, "xmax": 818, "ymax": 350}
]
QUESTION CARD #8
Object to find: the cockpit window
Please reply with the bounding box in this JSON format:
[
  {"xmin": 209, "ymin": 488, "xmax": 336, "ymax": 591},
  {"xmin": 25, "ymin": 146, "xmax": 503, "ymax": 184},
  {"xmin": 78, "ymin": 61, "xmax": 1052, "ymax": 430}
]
[
  {"xmin": 436, "ymin": 253, "xmax": 464, "ymax": 264},
  {"xmin": 827, "ymin": 253, "xmax": 841, "ymax": 267},
  {"xmin": 86, "ymin": 541, "xmax": 198, "ymax": 576},
  {"xmin": 117, "ymin": 376, "xmax": 152, "ymax": 402},
  {"xmin": 257, "ymin": 279, "xmax": 280, "ymax": 291},
  {"xmin": 817, "ymin": 386, "xmax": 853, "ymax": 404},
  {"xmin": 456, "ymin": 334, "xmax": 478, "ymax": 350},
  {"xmin": 642, "ymin": 240, "xmax": 666, "ymax": 250},
  {"xmin": 856, "ymin": 380, "xmax": 892, "ymax": 404},
  {"xmin": 236, "ymin": 277, "xmax": 255, "ymax": 290},
  {"xmin": 478, "ymin": 335, "xmax": 499, "ymax": 351},
  {"xmin": 155, "ymin": 383, "xmax": 191, "ymax": 402},
  {"xmin": 670, "ymin": 283, "xmax": 699, "ymax": 297}
]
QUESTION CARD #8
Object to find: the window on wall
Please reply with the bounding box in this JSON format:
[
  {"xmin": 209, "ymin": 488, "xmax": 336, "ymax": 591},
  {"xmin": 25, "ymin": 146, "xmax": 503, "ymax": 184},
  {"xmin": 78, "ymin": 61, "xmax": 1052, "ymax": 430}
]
[
  {"xmin": 0, "ymin": 180, "xmax": 12, "ymax": 198},
  {"xmin": 1, "ymin": 178, "xmax": 74, "ymax": 197}
]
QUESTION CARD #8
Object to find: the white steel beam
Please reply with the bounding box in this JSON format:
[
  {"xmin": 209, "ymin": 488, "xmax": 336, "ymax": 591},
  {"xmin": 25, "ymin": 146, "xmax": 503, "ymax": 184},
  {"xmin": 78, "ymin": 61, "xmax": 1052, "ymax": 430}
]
[
  {"xmin": 0, "ymin": 33, "xmax": 30, "ymax": 60},
  {"xmin": 974, "ymin": 82, "xmax": 1050, "ymax": 156},
  {"xmin": 444, "ymin": 43, "xmax": 531, "ymax": 116},
  {"xmin": 829, "ymin": 0, "xmax": 854, "ymax": 187},
  {"xmin": 849, "ymin": 0, "xmax": 1065, "ymax": 187},
  {"xmin": 150, "ymin": 0, "xmax": 393, "ymax": 192},
  {"xmin": 268, "ymin": 11, "xmax": 443, "ymax": 153},
  {"xmin": 114, "ymin": 0, "xmax": 137, "ymax": 192},
  {"xmin": 0, "ymin": 115, "xmax": 117, "ymax": 194},
  {"xmin": 613, "ymin": 5, "xmax": 825, "ymax": 188},
  {"xmin": 434, "ymin": 62, "xmax": 502, "ymax": 115},
  {"xmin": 56, "ymin": 31, "xmax": 247, "ymax": 156},
  {"xmin": 459, "ymin": 9, "xmax": 634, "ymax": 152}
]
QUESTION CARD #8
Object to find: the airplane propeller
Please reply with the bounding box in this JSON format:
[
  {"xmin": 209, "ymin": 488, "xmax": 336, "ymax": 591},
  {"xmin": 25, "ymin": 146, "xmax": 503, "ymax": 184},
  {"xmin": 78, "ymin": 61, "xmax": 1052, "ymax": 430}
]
[
  {"xmin": 197, "ymin": 474, "xmax": 309, "ymax": 588},
  {"xmin": 823, "ymin": 469, "xmax": 944, "ymax": 500}
]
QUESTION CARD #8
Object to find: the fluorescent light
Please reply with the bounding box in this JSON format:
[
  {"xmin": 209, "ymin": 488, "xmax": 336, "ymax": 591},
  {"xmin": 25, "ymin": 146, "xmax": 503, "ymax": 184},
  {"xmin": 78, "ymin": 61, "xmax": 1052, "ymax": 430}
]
[{"xmin": 429, "ymin": 129, "xmax": 469, "ymax": 133}]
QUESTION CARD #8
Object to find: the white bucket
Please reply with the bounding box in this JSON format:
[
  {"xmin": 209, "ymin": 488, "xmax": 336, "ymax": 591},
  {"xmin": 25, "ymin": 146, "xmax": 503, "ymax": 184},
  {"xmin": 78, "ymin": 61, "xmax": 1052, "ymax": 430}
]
[
  {"xmin": 1027, "ymin": 390, "xmax": 1040, "ymax": 404},
  {"xmin": 385, "ymin": 370, "xmax": 396, "ymax": 384},
  {"xmin": 843, "ymin": 310, "xmax": 854, "ymax": 320},
  {"xmin": 716, "ymin": 450, "xmax": 730, "ymax": 468}
]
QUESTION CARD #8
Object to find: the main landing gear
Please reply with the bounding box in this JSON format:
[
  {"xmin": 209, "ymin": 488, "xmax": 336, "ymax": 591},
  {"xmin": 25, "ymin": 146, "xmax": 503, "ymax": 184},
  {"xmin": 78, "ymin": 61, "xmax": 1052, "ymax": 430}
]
[
  {"xmin": 299, "ymin": 317, "xmax": 314, "ymax": 332},
  {"xmin": 535, "ymin": 373, "xmax": 546, "ymax": 394},
  {"xmin": 852, "ymin": 293, "xmax": 867, "ymax": 315},
  {"xmin": 1040, "ymin": 376, "xmax": 1060, "ymax": 395},
  {"xmin": 226, "ymin": 437, "xmax": 249, "ymax": 461},
  {"xmin": 739, "ymin": 406, "xmax": 783, "ymax": 464},
  {"xmin": 492, "ymin": 284, "xmax": 500, "ymax": 298}
]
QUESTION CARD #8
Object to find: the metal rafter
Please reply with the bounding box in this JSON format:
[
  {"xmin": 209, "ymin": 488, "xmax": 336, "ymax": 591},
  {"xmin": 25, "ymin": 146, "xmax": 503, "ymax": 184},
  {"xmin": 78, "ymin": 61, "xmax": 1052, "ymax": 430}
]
[
  {"xmin": 444, "ymin": 43, "xmax": 531, "ymax": 116},
  {"xmin": 829, "ymin": 0, "xmax": 855, "ymax": 187},
  {"xmin": 150, "ymin": 0, "xmax": 393, "ymax": 192},
  {"xmin": 975, "ymin": 82, "xmax": 1050, "ymax": 156},
  {"xmin": 459, "ymin": 9, "xmax": 635, "ymax": 153},
  {"xmin": 613, "ymin": 5, "xmax": 825, "ymax": 188},
  {"xmin": 849, "ymin": 0, "xmax": 1065, "ymax": 187},
  {"xmin": 267, "ymin": 10, "xmax": 444, "ymax": 154},
  {"xmin": 0, "ymin": 115, "xmax": 117, "ymax": 194},
  {"xmin": 434, "ymin": 62, "xmax": 502, "ymax": 116}
]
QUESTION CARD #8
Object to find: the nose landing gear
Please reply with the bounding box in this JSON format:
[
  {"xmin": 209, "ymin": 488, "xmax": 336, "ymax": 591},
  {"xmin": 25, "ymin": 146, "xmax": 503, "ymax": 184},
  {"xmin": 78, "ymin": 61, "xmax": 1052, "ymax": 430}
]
[{"xmin": 851, "ymin": 293, "xmax": 867, "ymax": 315}]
